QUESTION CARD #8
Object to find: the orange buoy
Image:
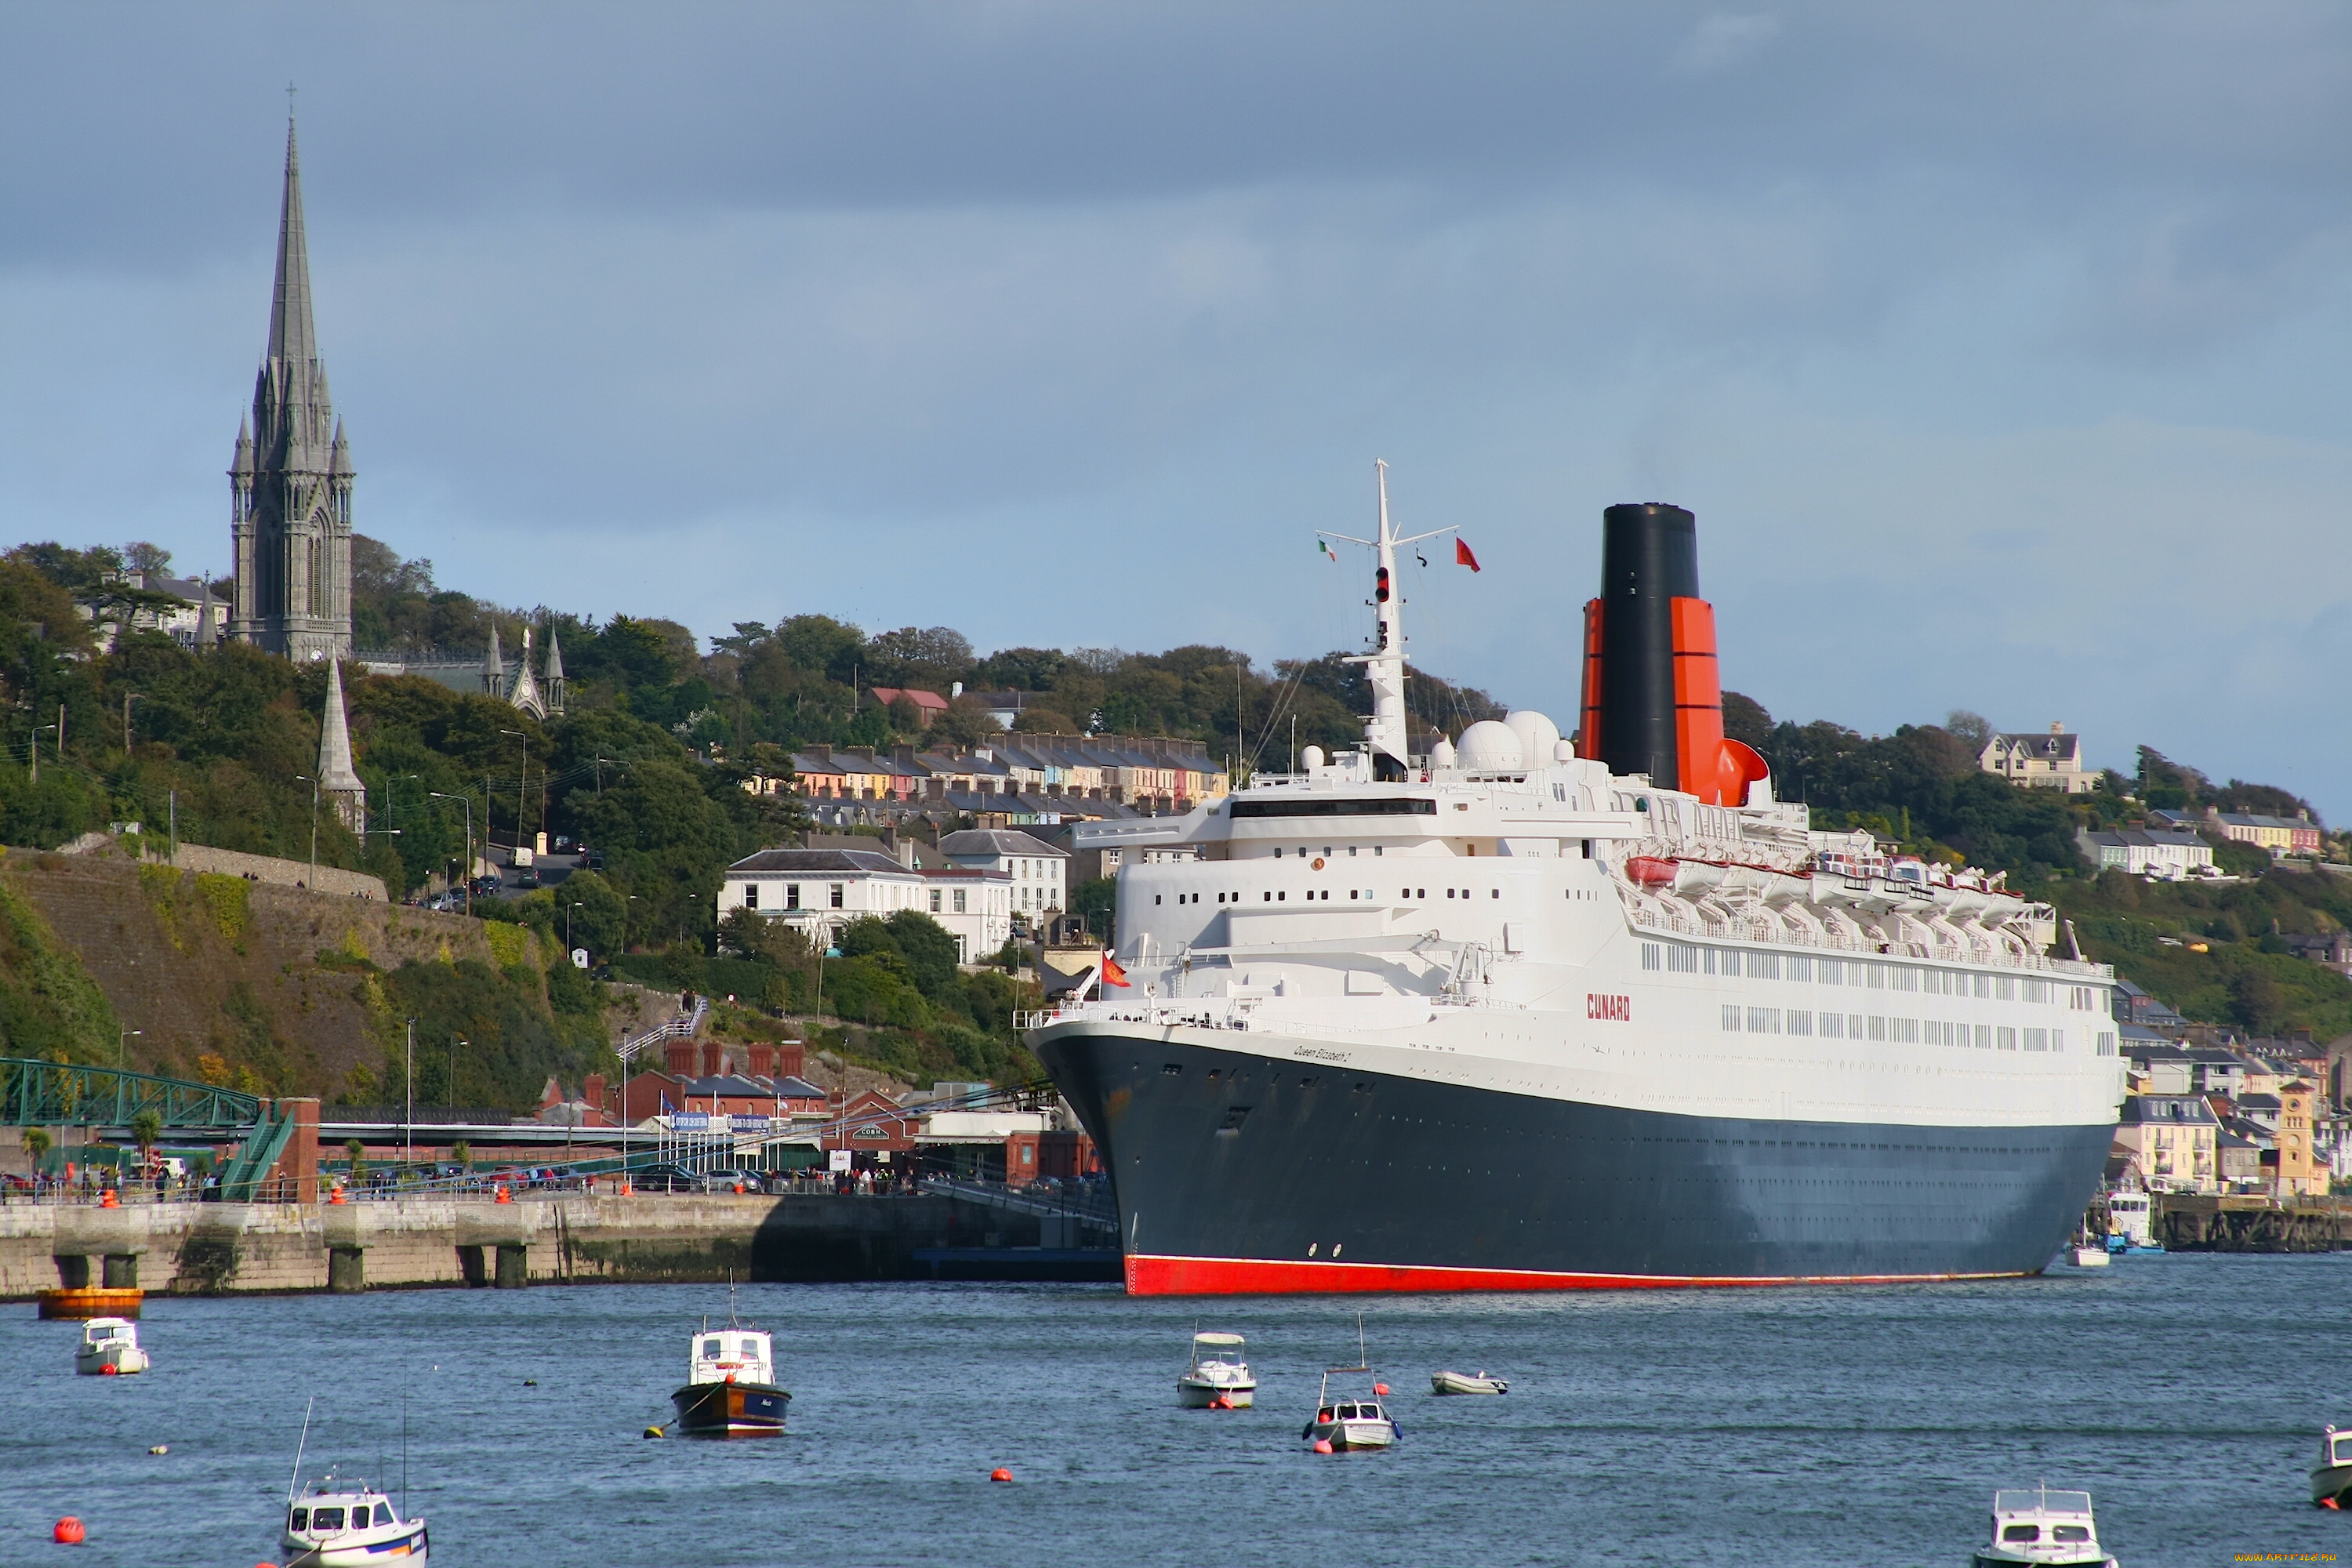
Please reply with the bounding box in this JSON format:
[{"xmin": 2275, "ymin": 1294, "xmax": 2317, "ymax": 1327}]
[
  {"xmin": 2326, "ymin": 1497, "xmax": 2343, "ymax": 1512},
  {"xmin": 100, "ymin": 1363, "xmax": 118, "ymax": 1376},
  {"xmin": 54, "ymin": 1516, "xmax": 85, "ymax": 1543},
  {"xmin": 989, "ymin": 1468, "xmax": 1012, "ymax": 1483},
  {"xmin": 1373, "ymin": 1382, "xmax": 1390, "ymax": 1396},
  {"xmin": 1312, "ymin": 1439, "xmax": 1334, "ymax": 1454}
]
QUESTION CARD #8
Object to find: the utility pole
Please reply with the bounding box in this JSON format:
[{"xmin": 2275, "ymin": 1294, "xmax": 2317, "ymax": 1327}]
[
  {"xmin": 502, "ymin": 730, "xmax": 528, "ymax": 858},
  {"xmin": 430, "ymin": 793, "xmax": 473, "ymax": 913},
  {"xmin": 405, "ymin": 1018, "xmax": 415, "ymax": 1172},
  {"xmin": 295, "ymin": 775, "xmax": 319, "ymax": 887},
  {"xmin": 31, "ymin": 723, "xmax": 53, "ymax": 784},
  {"xmin": 122, "ymin": 692, "xmax": 143, "ymax": 754}
]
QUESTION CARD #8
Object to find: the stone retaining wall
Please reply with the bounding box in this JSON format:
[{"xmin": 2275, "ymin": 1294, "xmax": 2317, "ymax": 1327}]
[{"xmin": 0, "ymin": 1192, "xmax": 1039, "ymax": 1296}]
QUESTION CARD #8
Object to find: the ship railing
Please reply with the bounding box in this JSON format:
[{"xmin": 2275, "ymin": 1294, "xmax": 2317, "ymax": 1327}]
[{"xmin": 1630, "ymin": 908, "xmax": 2111, "ymax": 978}]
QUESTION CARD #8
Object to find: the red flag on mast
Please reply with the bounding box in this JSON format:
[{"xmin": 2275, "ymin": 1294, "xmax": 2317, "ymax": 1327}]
[
  {"xmin": 1100, "ymin": 951, "xmax": 1131, "ymax": 988},
  {"xmin": 1455, "ymin": 538, "xmax": 1482, "ymax": 572}
]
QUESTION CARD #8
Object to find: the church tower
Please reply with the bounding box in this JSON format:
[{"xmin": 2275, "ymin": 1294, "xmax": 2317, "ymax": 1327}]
[{"xmin": 230, "ymin": 117, "xmax": 354, "ymax": 663}]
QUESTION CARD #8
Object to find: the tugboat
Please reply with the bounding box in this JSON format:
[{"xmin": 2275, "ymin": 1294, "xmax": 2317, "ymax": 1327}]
[
  {"xmin": 670, "ymin": 1319, "xmax": 791, "ymax": 1438},
  {"xmin": 1301, "ymin": 1316, "xmax": 1398, "ymax": 1451},
  {"xmin": 282, "ymin": 1476, "xmax": 428, "ymax": 1566},
  {"xmin": 74, "ymin": 1317, "xmax": 151, "ymax": 1376},
  {"xmin": 2312, "ymin": 1425, "xmax": 2352, "ymax": 1508},
  {"xmin": 1177, "ymin": 1330, "xmax": 1256, "ymax": 1408},
  {"xmin": 1970, "ymin": 1487, "xmax": 2118, "ymax": 1566}
]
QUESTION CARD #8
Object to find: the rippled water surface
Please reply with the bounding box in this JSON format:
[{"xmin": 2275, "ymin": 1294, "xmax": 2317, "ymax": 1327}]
[{"xmin": 2, "ymin": 1253, "xmax": 2343, "ymax": 1566}]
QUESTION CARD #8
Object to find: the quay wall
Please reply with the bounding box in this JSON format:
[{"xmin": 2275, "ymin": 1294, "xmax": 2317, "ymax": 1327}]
[
  {"xmin": 0, "ymin": 1192, "xmax": 1063, "ymax": 1298},
  {"xmin": 2155, "ymin": 1195, "xmax": 2352, "ymax": 1254}
]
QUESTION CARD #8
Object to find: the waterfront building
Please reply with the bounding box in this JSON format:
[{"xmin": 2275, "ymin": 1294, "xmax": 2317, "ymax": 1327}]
[
  {"xmin": 939, "ymin": 829, "xmax": 1069, "ymax": 921},
  {"xmin": 2277, "ymin": 1080, "xmax": 2322, "ymax": 1196},
  {"xmin": 718, "ymin": 846, "xmax": 1012, "ymax": 962},
  {"xmin": 2113, "ymin": 1094, "xmax": 2220, "ymax": 1193},
  {"xmin": 230, "ymin": 118, "xmax": 354, "ymax": 664}
]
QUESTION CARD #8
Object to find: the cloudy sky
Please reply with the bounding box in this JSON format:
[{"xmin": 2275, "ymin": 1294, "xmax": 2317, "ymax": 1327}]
[{"xmin": 4, "ymin": 5, "xmax": 2347, "ymax": 815}]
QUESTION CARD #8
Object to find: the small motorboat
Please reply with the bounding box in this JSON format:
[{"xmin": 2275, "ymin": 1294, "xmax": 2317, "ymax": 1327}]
[
  {"xmin": 283, "ymin": 1477, "xmax": 427, "ymax": 1566},
  {"xmin": 670, "ymin": 1321, "xmax": 790, "ymax": 1438},
  {"xmin": 2311, "ymin": 1424, "xmax": 2352, "ymax": 1508},
  {"xmin": 1970, "ymin": 1486, "xmax": 2118, "ymax": 1566},
  {"xmin": 75, "ymin": 1317, "xmax": 150, "ymax": 1376},
  {"xmin": 1431, "ymin": 1369, "xmax": 1508, "ymax": 1396},
  {"xmin": 2069, "ymin": 1243, "xmax": 2110, "ymax": 1269},
  {"xmin": 1301, "ymin": 1316, "xmax": 1398, "ymax": 1452},
  {"xmin": 1178, "ymin": 1330, "xmax": 1256, "ymax": 1408}
]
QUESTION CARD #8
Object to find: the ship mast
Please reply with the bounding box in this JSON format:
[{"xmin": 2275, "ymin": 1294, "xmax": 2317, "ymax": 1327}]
[{"xmin": 1321, "ymin": 460, "xmax": 1456, "ymax": 782}]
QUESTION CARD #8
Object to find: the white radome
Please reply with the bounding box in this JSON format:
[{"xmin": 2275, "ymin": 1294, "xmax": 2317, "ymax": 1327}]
[
  {"xmin": 1455, "ymin": 719, "xmax": 1524, "ymax": 771},
  {"xmin": 1504, "ymin": 710, "xmax": 1561, "ymax": 763}
]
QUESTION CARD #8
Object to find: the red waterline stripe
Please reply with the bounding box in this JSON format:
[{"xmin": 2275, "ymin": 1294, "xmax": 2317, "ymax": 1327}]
[{"xmin": 1124, "ymin": 1254, "xmax": 2024, "ymax": 1297}]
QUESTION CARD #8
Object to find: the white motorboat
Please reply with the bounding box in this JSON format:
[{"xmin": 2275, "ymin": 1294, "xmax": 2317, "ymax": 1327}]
[
  {"xmin": 1302, "ymin": 1317, "xmax": 1398, "ymax": 1451},
  {"xmin": 2069, "ymin": 1241, "xmax": 2110, "ymax": 1269},
  {"xmin": 2311, "ymin": 1424, "xmax": 2352, "ymax": 1508},
  {"xmin": 283, "ymin": 1478, "xmax": 427, "ymax": 1566},
  {"xmin": 1970, "ymin": 1487, "xmax": 2117, "ymax": 1567},
  {"xmin": 1431, "ymin": 1369, "xmax": 1508, "ymax": 1396},
  {"xmin": 1177, "ymin": 1330, "xmax": 1256, "ymax": 1408},
  {"xmin": 74, "ymin": 1317, "xmax": 150, "ymax": 1375}
]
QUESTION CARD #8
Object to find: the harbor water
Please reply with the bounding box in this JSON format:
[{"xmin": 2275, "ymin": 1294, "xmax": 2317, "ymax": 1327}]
[{"xmin": 3, "ymin": 1252, "xmax": 2343, "ymax": 1565}]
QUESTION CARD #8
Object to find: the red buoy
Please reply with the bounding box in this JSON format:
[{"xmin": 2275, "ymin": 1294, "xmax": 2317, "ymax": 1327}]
[
  {"xmin": 100, "ymin": 1364, "xmax": 118, "ymax": 1376},
  {"xmin": 1312, "ymin": 1439, "xmax": 1334, "ymax": 1454},
  {"xmin": 1373, "ymin": 1382, "xmax": 1390, "ymax": 1396},
  {"xmin": 53, "ymin": 1516, "xmax": 85, "ymax": 1543},
  {"xmin": 989, "ymin": 1468, "xmax": 1012, "ymax": 1483}
]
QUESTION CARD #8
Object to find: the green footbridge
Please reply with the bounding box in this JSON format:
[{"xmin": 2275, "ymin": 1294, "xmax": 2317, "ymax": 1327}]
[{"xmin": 2, "ymin": 1056, "xmax": 293, "ymax": 1200}]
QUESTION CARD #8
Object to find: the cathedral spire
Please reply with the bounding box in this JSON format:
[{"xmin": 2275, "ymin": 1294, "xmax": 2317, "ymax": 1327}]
[
  {"xmin": 317, "ymin": 658, "xmax": 367, "ymax": 836},
  {"xmin": 270, "ymin": 117, "xmax": 318, "ymax": 372}
]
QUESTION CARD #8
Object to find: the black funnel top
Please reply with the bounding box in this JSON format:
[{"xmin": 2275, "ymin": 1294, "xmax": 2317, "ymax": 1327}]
[{"xmin": 1596, "ymin": 503, "xmax": 1699, "ymax": 785}]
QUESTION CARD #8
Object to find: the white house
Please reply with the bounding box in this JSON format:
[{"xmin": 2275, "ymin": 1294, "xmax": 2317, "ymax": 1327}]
[
  {"xmin": 939, "ymin": 829, "xmax": 1069, "ymax": 925},
  {"xmin": 720, "ymin": 848, "xmax": 1012, "ymax": 963},
  {"xmin": 1980, "ymin": 721, "xmax": 2096, "ymax": 794},
  {"xmin": 2078, "ymin": 827, "xmax": 2217, "ymax": 880}
]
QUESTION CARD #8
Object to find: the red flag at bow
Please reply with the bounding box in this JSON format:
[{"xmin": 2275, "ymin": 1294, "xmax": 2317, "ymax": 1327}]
[
  {"xmin": 1100, "ymin": 951, "xmax": 1131, "ymax": 988},
  {"xmin": 1455, "ymin": 538, "xmax": 1482, "ymax": 572}
]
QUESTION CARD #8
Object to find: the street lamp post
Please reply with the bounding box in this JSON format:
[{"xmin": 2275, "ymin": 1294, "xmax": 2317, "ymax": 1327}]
[
  {"xmin": 29, "ymin": 723, "xmax": 55, "ymax": 784},
  {"xmin": 122, "ymin": 692, "xmax": 144, "ymax": 755},
  {"xmin": 404, "ymin": 1018, "xmax": 415, "ymax": 1173},
  {"xmin": 118, "ymin": 1028, "xmax": 142, "ymax": 1072}
]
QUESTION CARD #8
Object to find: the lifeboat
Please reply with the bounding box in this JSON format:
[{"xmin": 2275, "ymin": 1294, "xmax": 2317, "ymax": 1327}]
[{"xmin": 1624, "ymin": 856, "xmax": 1678, "ymax": 889}]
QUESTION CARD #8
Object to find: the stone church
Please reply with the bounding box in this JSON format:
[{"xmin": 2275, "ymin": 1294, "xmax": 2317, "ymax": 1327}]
[{"xmin": 230, "ymin": 118, "xmax": 354, "ymax": 662}]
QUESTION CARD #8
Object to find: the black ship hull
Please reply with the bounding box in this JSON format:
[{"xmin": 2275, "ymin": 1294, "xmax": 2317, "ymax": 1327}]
[
  {"xmin": 670, "ymin": 1379, "xmax": 790, "ymax": 1437},
  {"xmin": 1037, "ymin": 1028, "xmax": 2113, "ymax": 1295}
]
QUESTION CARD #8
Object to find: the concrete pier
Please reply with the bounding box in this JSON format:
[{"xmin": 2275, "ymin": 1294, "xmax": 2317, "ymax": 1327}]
[{"xmin": 1, "ymin": 1192, "xmax": 1118, "ymax": 1298}]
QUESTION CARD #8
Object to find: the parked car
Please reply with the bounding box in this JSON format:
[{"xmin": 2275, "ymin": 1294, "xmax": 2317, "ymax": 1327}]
[
  {"xmin": 626, "ymin": 1163, "xmax": 722, "ymax": 1193},
  {"xmin": 512, "ymin": 869, "xmax": 541, "ymax": 889},
  {"xmin": 583, "ymin": 850, "xmax": 607, "ymax": 871}
]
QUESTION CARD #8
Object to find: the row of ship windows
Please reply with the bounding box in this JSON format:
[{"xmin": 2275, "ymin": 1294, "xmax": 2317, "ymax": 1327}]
[
  {"xmin": 1642, "ymin": 942, "xmax": 2100, "ymax": 1010},
  {"xmin": 1717, "ymin": 1007, "xmax": 2118, "ymax": 1055}
]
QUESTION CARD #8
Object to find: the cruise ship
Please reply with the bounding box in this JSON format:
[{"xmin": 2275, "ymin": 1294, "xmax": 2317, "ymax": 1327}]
[{"xmin": 1028, "ymin": 467, "xmax": 2125, "ymax": 1295}]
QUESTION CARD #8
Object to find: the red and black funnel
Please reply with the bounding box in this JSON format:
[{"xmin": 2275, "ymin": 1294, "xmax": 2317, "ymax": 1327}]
[{"xmin": 1577, "ymin": 503, "xmax": 1767, "ymax": 806}]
